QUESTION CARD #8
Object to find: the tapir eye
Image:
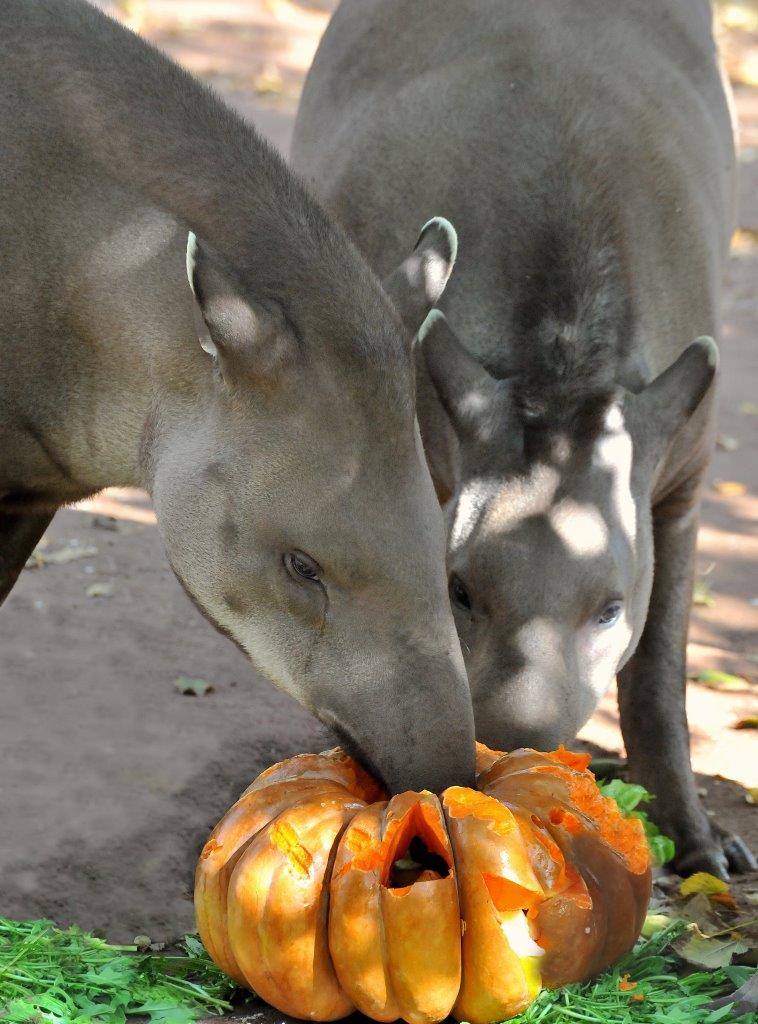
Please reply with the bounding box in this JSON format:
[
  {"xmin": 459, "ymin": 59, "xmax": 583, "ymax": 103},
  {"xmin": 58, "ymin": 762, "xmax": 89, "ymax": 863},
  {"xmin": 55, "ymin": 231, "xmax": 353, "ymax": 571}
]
[
  {"xmin": 449, "ymin": 574, "xmax": 472, "ymax": 612},
  {"xmin": 284, "ymin": 551, "xmax": 322, "ymax": 583},
  {"xmin": 596, "ymin": 601, "xmax": 622, "ymax": 628}
]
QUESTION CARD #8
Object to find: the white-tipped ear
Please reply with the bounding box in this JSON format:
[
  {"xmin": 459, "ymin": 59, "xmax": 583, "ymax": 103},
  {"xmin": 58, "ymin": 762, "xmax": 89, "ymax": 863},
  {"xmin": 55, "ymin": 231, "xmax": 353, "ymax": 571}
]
[
  {"xmin": 186, "ymin": 231, "xmax": 199, "ymax": 296},
  {"xmin": 186, "ymin": 232, "xmax": 218, "ymax": 358},
  {"xmin": 383, "ymin": 217, "xmax": 459, "ymax": 333}
]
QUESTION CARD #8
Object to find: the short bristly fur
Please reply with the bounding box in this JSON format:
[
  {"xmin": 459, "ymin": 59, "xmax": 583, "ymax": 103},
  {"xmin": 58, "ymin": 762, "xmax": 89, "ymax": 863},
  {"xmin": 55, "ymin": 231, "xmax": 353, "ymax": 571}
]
[
  {"xmin": 292, "ymin": 0, "xmax": 756, "ymax": 883},
  {"xmin": 0, "ymin": 0, "xmax": 476, "ymax": 796}
]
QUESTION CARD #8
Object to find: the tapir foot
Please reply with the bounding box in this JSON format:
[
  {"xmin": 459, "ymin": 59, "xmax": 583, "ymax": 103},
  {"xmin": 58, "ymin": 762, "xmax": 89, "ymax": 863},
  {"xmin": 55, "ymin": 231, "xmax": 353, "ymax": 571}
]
[{"xmin": 671, "ymin": 824, "xmax": 757, "ymax": 880}]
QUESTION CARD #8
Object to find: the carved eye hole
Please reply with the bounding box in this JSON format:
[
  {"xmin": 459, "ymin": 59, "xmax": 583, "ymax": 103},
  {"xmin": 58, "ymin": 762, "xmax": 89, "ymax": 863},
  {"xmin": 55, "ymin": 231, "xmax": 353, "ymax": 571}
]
[
  {"xmin": 284, "ymin": 551, "xmax": 322, "ymax": 583},
  {"xmin": 596, "ymin": 601, "xmax": 622, "ymax": 628},
  {"xmin": 449, "ymin": 574, "xmax": 472, "ymax": 612}
]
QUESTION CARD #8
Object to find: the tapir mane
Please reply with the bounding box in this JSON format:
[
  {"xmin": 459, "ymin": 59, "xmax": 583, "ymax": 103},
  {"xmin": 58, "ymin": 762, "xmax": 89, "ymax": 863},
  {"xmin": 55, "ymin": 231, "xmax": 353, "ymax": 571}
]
[{"xmin": 506, "ymin": 171, "xmax": 635, "ymax": 436}]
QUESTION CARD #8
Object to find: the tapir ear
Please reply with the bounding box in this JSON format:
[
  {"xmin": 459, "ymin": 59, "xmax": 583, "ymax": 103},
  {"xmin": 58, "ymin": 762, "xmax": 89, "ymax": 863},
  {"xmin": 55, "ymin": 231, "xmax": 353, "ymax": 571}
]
[
  {"xmin": 383, "ymin": 217, "xmax": 458, "ymax": 333},
  {"xmin": 185, "ymin": 232, "xmax": 298, "ymax": 387},
  {"xmin": 627, "ymin": 337, "xmax": 718, "ymax": 462},
  {"xmin": 419, "ymin": 309, "xmax": 504, "ymax": 444}
]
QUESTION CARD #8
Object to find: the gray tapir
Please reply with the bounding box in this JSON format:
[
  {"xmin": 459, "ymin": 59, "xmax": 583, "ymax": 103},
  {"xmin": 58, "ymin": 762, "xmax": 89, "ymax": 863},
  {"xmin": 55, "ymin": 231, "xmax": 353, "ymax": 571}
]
[
  {"xmin": 0, "ymin": 0, "xmax": 477, "ymax": 796},
  {"xmin": 292, "ymin": 0, "xmax": 757, "ymax": 877}
]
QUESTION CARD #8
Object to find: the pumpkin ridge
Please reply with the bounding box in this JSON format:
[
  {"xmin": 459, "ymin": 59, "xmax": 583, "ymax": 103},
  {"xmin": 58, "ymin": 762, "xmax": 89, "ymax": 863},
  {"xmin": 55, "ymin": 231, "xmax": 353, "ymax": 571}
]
[{"xmin": 198, "ymin": 746, "xmax": 652, "ymax": 1023}]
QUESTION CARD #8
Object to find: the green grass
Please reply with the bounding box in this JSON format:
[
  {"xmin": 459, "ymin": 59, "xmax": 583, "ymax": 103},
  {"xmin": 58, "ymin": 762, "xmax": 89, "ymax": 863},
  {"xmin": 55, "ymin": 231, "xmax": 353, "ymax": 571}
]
[
  {"xmin": 0, "ymin": 781, "xmax": 752, "ymax": 1023},
  {"xmin": 508, "ymin": 922, "xmax": 756, "ymax": 1023},
  {"xmin": 2, "ymin": 916, "xmax": 754, "ymax": 1024},
  {"xmin": 0, "ymin": 918, "xmax": 236, "ymax": 1023}
]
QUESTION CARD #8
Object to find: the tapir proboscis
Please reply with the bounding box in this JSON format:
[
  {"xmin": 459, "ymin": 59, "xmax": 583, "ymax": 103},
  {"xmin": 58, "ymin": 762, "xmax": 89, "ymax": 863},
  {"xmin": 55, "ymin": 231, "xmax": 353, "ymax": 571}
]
[{"xmin": 0, "ymin": 0, "xmax": 477, "ymax": 795}]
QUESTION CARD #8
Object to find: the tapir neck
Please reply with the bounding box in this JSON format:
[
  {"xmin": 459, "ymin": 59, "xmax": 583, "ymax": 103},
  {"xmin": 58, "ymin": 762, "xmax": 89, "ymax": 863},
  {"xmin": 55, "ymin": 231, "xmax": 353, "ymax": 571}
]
[{"xmin": 2, "ymin": 0, "xmax": 375, "ymax": 341}]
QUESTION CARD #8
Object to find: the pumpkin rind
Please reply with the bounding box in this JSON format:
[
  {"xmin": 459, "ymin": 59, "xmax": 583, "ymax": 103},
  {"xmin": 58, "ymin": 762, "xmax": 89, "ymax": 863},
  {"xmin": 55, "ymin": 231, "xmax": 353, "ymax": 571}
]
[
  {"xmin": 477, "ymin": 747, "xmax": 652, "ymax": 984},
  {"xmin": 195, "ymin": 748, "xmax": 384, "ymax": 993},
  {"xmin": 227, "ymin": 796, "xmax": 362, "ymax": 1020},
  {"xmin": 330, "ymin": 791, "xmax": 462, "ymax": 1024},
  {"xmin": 443, "ymin": 788, "xmax": 546, "ymax": 1024},
  {"xmin": 195, "ymin": 745, "xmax": 651, "ymax": 1024}
]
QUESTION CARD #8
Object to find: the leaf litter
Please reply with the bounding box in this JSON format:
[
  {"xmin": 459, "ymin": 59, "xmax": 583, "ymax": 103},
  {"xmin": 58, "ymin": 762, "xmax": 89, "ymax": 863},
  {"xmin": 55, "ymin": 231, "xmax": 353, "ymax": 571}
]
[
  {"xmin": 25, "ymin": 541, "xmax": 98, "ymax": 569},
  {"xmin": 174, "ymin": 676, "xmax": 215, "ymax": 696}
]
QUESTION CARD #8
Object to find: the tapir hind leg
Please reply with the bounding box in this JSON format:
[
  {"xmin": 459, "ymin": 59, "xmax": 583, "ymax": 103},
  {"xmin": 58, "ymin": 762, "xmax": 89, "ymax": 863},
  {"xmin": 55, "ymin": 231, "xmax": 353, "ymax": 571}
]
[
  {"xmin": 618, "ymin": 509, "xmax": 757, "ymax": 879},
  {"xmin": 0, "ymin": 510, "xmax": 54, "ymax": 606}
]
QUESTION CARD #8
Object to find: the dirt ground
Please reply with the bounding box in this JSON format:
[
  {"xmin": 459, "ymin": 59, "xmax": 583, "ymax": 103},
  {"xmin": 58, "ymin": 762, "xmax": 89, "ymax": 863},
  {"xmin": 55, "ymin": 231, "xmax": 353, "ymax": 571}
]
[{"xmin": 0, "ymin": 0, "xmax": 756, "ymax": 963}]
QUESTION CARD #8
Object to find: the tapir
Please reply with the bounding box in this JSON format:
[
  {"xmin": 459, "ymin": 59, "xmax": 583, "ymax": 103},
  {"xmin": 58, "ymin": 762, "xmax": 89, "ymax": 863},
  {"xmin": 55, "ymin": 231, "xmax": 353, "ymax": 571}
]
[
  {"xmin": 292, "ymin": 0, "xmax": 757, "ymax": 877},
  {"xmin": 0, "ymin": 0, "xmax": 477, "ymax": 795}
]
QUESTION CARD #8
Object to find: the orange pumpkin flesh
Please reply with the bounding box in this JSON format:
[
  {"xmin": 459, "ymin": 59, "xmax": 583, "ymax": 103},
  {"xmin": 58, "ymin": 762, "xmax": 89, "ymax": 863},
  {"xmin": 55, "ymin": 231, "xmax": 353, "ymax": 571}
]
[{"xmin": 195, "ymin": 744, "xmax": 651, "ymax": 1023}]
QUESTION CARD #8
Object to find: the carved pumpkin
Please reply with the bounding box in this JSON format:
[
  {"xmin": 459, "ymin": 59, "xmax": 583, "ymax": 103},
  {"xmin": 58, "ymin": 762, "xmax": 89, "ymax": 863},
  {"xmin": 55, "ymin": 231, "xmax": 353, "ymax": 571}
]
[{"xmin": 195, "ymin": 744, "xmax": 651, "ymax": 1024}]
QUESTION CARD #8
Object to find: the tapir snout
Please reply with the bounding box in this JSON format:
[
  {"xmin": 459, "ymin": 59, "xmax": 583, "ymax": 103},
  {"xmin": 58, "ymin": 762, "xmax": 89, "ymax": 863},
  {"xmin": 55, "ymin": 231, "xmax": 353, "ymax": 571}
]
[{"xmin": 312, "ymin": 618, "xmax": 475, "ymax": 794}]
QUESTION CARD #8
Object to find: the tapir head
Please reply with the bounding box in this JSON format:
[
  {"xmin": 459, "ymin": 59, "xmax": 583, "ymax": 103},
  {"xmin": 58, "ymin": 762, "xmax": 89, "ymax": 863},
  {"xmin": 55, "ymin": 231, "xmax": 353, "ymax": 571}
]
[
  {"xmin": 418, "ymin": 309, "xmax": 718, "ymax": 750},
  {"xmin": 147, "ymin": 219, "xmax": 475, "ymax": 794}
]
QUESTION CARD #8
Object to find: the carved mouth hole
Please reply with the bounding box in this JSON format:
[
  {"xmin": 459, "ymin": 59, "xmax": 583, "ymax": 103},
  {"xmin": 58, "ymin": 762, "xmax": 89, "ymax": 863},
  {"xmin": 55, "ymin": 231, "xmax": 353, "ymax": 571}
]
[{"xmin": 387, "ymin": 835, "xmax": 450, "ymax": 888}]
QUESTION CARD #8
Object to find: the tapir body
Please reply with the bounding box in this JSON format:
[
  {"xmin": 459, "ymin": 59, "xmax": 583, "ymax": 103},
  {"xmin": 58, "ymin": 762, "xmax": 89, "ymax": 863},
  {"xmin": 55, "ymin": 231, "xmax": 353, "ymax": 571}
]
[
  {"xmin": 292, "ymin": 0, "xmax": 756, "ymax": 875},
  {"xmin": 0, "ymin": 0, "xmax": 476, "ymax": 794}
]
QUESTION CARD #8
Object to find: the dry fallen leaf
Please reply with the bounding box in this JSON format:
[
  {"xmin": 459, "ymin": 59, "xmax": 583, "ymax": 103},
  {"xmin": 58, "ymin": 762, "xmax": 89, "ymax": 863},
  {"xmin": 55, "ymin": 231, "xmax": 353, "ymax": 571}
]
[
  {"xmin": 673, "ymin": 928, "xmax": 748, "ymax": 969},
  {"xmin": 734, "ymin": 717, "xmax": 758, "ymax": 730},
  {"xmin": 733, "ymin": 51, "xmax": 758, "ymax": 88},
  {"xmin": 91, "ymin": 514, "xmax": 120, "ymax": 531},
  {"xmin": 681, "ymin": 892, "xmax": 723, "ymax": 933},
  {"xmin": 716, "ymin": 434, "xmax": 740, "ymax": 452},
  {"xmin": 86, "ymin": 582, "xmax": 114, "ymax": 599},
  {"xmin": 253, "ymin": 65, "xmax": 284, "ymax": 96},
  {"xmin": 115, "ymin": 0, "xmax": 147, "ymax": 32},
  {"xmin": 718, "ymin": 3, "xmax": 758, "ymax": 31},
  {"xmin": 713, "ymin": 479, "xmax": 748, "ymax": 497},
  {"xmin": 710, "ymin": 892, "xmax": 739, "ymax": 911},
  {"xmin": 692, "ymin": 578, "xmax": 716, "ymax": 607},
  {"xmin": 731, "ymin": 227, "xmax": 758, "ymax": 252},
  {"xmin": 680, "ymin": 872, "xmax": 731, "ymax": 898},
  {"xmin": 174, "ymin": 675, "xmax": 215, "ymax": 696},
  {"xmin": 25, "ymin": 543, "xmax": 98, "ymax": 568},
  {"xmin": 692, "ymin": 669, "xmax": 750, "ymax": 692}
]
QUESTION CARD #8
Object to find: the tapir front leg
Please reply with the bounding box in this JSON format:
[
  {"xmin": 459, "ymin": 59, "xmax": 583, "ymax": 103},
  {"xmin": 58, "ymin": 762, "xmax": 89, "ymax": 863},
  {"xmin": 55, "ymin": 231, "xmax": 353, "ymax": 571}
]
[
  {"xmin": 0, "ymin": 510, "xmax": 54, "ymax": 606},
  {"xmin": 618, "ymin": 508, "xmax": 757, "ymax": 878}
]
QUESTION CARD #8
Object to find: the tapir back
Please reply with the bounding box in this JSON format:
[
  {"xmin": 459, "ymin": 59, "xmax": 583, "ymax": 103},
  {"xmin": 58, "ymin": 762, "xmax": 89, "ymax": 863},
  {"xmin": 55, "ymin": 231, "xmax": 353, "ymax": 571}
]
[
  {"xmin": 292, "ymin": 0, "xmax": 758, "ymax": 881},
  {"xmin": 292, "ymin": 0, "xmax": 735, "ymax": 375}
]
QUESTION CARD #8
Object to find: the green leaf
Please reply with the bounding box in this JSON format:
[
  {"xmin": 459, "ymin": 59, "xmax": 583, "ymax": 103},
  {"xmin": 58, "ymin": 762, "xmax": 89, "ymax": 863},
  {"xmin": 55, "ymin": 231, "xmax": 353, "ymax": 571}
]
[
  {"xmin": 597, "ymin": 777, "xmax": 676, "ymax": 865},
  {"xmin": 704, "ymin": 1003, "xmax": 739, "ymax": 1023},
  {"xmin": 597, "ymin": 778, "xmax": 652, "ymax": 815},
  {"xmin": 647, "ymin": 831, "xmax": 676, "ymax": 865}
]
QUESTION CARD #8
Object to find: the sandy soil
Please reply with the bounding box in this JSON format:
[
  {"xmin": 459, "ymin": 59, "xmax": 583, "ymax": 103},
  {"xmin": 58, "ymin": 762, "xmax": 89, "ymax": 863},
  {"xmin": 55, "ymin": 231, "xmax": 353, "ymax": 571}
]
[{"xmin": 0, "ymin": 0, "xmax": 755, "ymax": 964}]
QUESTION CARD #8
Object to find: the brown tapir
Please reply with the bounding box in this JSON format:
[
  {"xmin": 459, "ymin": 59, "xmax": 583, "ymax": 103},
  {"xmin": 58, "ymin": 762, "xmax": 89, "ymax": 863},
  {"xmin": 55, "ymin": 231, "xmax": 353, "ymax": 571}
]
[
  {"xmin": 292, "ymin": 0, "xmax": 757, "ymax": 877},
  {"xmin": 0, "ymin": 0, "xmax": 477, "ymax": 795}
]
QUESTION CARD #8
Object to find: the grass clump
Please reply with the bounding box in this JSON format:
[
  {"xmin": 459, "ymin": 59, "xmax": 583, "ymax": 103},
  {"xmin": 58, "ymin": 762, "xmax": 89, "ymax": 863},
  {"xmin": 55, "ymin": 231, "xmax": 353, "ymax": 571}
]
[
  {"xmin": 509, "ymin": 922, "xmax": 756, "ymax": 1023},
  {"xmin": 0, "ymin": 917, "xmax": 236, "ymax": 1023}
]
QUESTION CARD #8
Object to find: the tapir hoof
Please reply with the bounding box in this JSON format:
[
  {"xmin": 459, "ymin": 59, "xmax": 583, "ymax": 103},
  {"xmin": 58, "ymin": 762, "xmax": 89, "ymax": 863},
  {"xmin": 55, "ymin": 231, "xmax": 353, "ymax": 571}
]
[{"xmin": 672, "ymin": 826, "xmax": 757, "ymax": 880}]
